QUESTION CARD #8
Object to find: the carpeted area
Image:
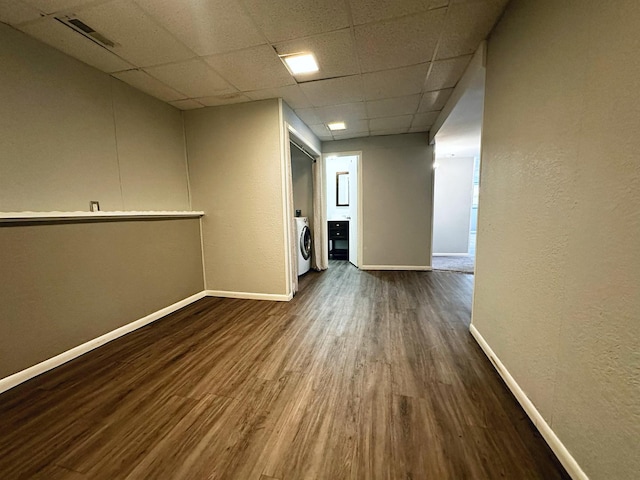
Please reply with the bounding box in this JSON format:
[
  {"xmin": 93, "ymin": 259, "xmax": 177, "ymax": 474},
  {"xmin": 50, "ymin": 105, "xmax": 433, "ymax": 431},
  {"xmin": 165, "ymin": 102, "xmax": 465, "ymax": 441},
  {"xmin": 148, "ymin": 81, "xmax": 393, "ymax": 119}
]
[{"xmin": 432, "ymin": 255, "xmax": 475, "ymax": 274}]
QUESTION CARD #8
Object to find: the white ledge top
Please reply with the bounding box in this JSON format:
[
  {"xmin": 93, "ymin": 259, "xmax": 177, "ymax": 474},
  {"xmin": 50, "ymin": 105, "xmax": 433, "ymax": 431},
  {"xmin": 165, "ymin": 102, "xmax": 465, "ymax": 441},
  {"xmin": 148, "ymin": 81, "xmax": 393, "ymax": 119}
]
[{"xmin": 0, "ymin": 211, "xmax": 205, "ymax": 223}]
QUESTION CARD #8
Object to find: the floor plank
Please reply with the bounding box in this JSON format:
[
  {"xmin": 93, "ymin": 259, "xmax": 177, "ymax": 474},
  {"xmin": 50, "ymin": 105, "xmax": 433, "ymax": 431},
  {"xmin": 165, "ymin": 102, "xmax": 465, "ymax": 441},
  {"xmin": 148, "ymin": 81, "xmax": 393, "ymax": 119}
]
[{"xmin": 0, "ymin": 261, "xmax": 569, "ymax": 479}]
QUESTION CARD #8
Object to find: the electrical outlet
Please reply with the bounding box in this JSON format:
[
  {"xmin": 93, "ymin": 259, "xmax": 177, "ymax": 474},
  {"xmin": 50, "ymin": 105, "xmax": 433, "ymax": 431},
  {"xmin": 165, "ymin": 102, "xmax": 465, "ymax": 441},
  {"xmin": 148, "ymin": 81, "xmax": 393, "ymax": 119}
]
[{"xmin": 89, "ymin": 201, "xmax": 100, "ymax": 212}]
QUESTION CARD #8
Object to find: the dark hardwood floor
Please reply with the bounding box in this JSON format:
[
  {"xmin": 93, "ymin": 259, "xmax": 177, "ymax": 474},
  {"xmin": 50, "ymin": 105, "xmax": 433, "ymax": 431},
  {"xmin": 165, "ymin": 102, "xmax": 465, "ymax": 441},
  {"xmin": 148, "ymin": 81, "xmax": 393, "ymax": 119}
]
[{"xmin": 0, "ymin": 261, "xmax": 568, "ymax": 479}]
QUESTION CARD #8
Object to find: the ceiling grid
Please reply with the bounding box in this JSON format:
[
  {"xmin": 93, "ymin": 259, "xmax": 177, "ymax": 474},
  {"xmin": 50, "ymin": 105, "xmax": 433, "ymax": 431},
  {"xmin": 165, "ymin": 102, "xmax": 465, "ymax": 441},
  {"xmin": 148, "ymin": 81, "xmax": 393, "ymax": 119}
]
[{"xmin": 1, "ymin": 0, "xmax": 509, "ymax": 140}]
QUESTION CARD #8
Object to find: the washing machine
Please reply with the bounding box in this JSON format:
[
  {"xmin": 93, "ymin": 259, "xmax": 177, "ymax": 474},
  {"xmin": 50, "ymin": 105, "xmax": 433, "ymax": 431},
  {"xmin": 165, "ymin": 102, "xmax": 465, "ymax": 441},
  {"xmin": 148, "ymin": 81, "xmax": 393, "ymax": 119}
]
[{"xmin": 295, "ymin": 217, "xmax": 312, "ymax": 276}]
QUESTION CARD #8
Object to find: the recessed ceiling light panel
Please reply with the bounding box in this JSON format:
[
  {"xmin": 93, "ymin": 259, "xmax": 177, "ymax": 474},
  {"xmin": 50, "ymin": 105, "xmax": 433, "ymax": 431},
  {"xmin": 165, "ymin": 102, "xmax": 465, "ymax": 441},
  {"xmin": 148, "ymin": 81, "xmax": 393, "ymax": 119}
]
[
  {"xmin": 328, "ymin": 122, "xmax": 346, "ymax": 131},
  {"xmin": 281, "ymin": 53, "xmax": 319, "ymax": 75}
]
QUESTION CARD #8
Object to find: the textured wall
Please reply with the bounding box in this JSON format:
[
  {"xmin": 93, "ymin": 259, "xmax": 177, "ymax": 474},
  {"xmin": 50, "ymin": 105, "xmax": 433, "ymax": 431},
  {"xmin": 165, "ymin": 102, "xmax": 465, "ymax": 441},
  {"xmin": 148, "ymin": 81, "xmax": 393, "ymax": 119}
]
[
  {"xmin": 184, "ymin": 100, "xmax": 288, "ymax": 296},
  {"xmin": 472, "ymin": 1, "xmax": 640, "ymax": 478},
  {"xmin": 0, "ymin": 219, "xmax": 204, "ymax": 378},
  {"xmin": 0, "ymin": 23, "xmax": 190, "ymax": 212},
  {"xmin": 323, "ymin": 134, "xmax": 433, "ymax": 268}
]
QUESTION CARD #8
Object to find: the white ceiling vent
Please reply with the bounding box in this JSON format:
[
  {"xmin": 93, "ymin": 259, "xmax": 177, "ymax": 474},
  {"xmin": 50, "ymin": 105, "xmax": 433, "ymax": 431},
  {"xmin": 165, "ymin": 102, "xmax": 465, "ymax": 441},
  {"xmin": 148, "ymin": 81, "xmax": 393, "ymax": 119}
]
[{"xmin": 55, "ymin": 15, "xmax": 117, "ymax": 49}]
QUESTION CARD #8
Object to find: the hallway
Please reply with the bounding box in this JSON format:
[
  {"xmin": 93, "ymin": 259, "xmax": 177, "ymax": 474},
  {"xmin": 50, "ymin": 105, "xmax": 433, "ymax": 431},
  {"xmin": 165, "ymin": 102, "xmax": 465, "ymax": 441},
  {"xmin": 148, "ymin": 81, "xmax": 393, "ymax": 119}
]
[{"xmin": 0, "ymin": 262, "xmax": 567, "ymax": 479}]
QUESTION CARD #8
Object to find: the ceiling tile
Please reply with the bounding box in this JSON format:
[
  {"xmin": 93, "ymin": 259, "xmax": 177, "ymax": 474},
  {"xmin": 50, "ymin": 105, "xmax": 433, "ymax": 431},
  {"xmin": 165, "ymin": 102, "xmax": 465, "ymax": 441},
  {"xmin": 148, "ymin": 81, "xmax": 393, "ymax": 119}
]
[
  {"xmin": 339, "ymin": 119, "xmax": 369, "ymax": 134},
  {"xmin": 196, "ymin": 93, "xmax": 252, "ymax": 107},
  {"xmin": 424, "ymin": 55, "xmax": 472, "ymax": 91},
  {"xmin": 369, "ymin": 115, "xmax": 413, "ymax": 132},
  {"xmin": 22, "ymin": 0, "xmax": 98, "ymax": 15},
  {"xmin": 300, "ymin": 75, "xmax": 364, "ymax": 107},
  {"xmin": 366, "ymin": 94, "xmax": 421, "ymax": 118},
  {"xmin": 354, "ymin": 9, "xmax": 446, "ymax": 72},
  {"xmin": 245, "ymin": 85, "xmax": 312, "ymax": 109},
  {"xmin": 370, "ymin": 129, "xmax": 409, "ymax": 137},
  {"xmin": 274, "ymin": 29, "xmax": 359, "ymax": 82},
  {"xmin": 0, "ymin": 0, "xmax": 43, "ymax": 24},
  {"xmin": 412, "ymin": 111, "xmax": 439, "ymax": 128},
  {"xmin": 73, "ymin": 0, "xmax": 195, "ymax": 67},
  {"xmin": 418, "ymin": 88, "xmax": 453, "ymax": 112},
  {"xmin": 134, "ymin": 0, "xmax": 265, "ymax": 56},
  {"xmin": 18, "ymin": 17, "xmax": 134, "ymax": 73},
  {"xmin": 309, "ymin": 124, "xmax": 332, "ymax": 139},
  {"xmin": 241, "ymin": 0, "xmax": 349, "ymax": 42},
  {"xmin": 349, "ymin": 0, "xmax": 448, "ymax": 25},
  {"xmin": 294, "ymin": 107, "xmax": 322, "ymax": 125},
  {"xmin": 316, "ymin": 102, "xmax": 367, "ymax": 123},
  {"xmin": 204, "ymin": 44, "xmax": 295, "ymax": 91},
  {"xmin": 409, "ymin": 126, "xmax": 430, "ymax": 133},
  {"xmin": 168, "ymin": 99, "xmax": 204, "ymax": 110},
  {"xmin": 112, "ymin": 69, "xmax": 186, "ymax": 102},
  {"xmin": 436, "ymin": 0, "xmax": 509, "ymax": 59},
  {"xmin": 145, "ymin": 59, "xmax": 235, "ymax": 98},
  {"xmin": 362, "ymin": 62, "xmax": 429, "ymax": 101},
  {"xmin": 332, "ymin": 131, "xmax": 370, "ymax": 140}
]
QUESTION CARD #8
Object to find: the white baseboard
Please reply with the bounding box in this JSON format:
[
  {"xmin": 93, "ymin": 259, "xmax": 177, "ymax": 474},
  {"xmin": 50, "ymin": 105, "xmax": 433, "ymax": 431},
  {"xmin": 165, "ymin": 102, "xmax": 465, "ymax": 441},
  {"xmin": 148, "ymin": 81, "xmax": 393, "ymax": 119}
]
[
  {"xmin": 469, "ymin": 324, "xmax": 588, "ymax": 480},
  {"xmin": 433, "ymin": 253, "xmax": 470, "ymax": 257},
  {"xmin": 205, "ymin": 290, "xmax": 293, "ymax": 302},
  {"xmin": 0, "ymin": 291, "xmax": 208, "ymax": 395},
  {"xmin": 359, "ymin": 265, "xmax": 432, "ymax": 271}
]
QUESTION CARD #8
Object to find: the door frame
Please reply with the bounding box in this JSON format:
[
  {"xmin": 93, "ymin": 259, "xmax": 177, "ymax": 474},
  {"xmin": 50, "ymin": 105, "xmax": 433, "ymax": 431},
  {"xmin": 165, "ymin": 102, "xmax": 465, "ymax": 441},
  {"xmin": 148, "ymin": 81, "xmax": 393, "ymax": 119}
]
[
  {"xmin": 281, "ymin": 121, "xmax": 321, "ymax": 295},
  {"xmin": 322, "ymin": 151, "xmax": 363, "ymax": 268}
]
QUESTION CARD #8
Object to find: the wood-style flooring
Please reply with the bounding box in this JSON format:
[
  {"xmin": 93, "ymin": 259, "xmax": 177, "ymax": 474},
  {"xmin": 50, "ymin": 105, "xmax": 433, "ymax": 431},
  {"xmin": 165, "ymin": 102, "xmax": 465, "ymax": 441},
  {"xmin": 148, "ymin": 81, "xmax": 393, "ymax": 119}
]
[{"xmin": 0, "ymin": 261, "xmax": 568, "ymax": 479}]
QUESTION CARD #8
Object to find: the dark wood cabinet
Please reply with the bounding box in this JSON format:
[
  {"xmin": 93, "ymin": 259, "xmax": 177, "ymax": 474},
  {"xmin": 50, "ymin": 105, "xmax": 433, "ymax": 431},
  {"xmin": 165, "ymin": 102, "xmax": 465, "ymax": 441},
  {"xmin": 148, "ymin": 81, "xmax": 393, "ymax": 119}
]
[{"xmin": 328, "ymin": 220, "xmax": 349, "ymax": 260}]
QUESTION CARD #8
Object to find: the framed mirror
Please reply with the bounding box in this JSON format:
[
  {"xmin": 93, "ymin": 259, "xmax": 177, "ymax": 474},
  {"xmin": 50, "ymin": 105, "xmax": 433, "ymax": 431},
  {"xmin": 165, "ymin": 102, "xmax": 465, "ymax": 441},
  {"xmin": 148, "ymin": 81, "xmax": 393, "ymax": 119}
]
[{"xmin": 336, "ymin": 171, "xmax": 349, "ymax": 206}]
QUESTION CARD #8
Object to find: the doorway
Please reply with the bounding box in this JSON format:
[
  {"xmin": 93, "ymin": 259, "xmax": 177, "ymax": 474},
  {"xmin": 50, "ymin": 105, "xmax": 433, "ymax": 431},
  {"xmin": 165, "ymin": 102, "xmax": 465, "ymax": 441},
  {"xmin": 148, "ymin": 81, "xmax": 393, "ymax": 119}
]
[
  {"xmin": 430, "ymin": 46, "xmax": 486, "ymax": 275},
  {"xmin": 284, "ymin": 125, "xmax": 322, "ymax": 297},
  {"xmin": 290, "ymin": 141, "xmax": 314, "ymax": 276},
  {"xmin": 325, "ymin": 153, "xmax": 360, "ymax": 267}
]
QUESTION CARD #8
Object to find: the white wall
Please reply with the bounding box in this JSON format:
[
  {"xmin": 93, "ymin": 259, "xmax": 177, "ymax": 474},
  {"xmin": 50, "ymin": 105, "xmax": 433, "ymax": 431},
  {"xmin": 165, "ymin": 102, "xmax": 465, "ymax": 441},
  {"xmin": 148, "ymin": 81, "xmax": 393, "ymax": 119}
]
[
  {"xmin": 325, "ymin": 156, "xmax": 352, "ymax": 221},
  {"xmin": 184, "ymin": 99, "xmax": 288, "ymax": 297},
  {"xmin": 432, "ymin": 156, "xmax": 474, "ymax": 254},
  {"xmin": 324, "ymin": 134, "xmax": 433, "ymax": 268},
  {"xmin": 0, "ymin": 23, "xmax": 190, "ymax": 212},
  {"xmin": 473, "ymin": 1, "xmax": 640, "ymax": 478}
]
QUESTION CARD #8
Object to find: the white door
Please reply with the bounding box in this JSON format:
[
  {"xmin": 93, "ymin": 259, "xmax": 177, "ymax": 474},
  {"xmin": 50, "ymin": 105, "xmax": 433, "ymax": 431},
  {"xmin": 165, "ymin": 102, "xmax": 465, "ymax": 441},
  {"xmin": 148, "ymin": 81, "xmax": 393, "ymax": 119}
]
[{"xmin": 348, "ymin": 156, "xmax": 358, "ymax": 266}]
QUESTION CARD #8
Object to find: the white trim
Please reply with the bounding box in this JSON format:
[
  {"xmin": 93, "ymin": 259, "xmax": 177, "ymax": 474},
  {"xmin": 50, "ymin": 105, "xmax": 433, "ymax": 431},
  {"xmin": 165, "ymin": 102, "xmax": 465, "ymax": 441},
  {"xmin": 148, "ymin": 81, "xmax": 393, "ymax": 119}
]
[
  {"xmin": 0, "ymin": 211, "xmax": 204, "ymax": 224},
  {"xmin": 357, "ymin": 152, "xmax": 363, "ymax": 267},
  {"xmin": 206, "ymin": 290, "xmax": 293, "ymax": 302},
  {"xmin": 0, "ymin": 291, "xmax": 207, "ymax": 395},
  {"xmin": 279, "ymin": 102, "xmax": 293, "ymax": 298},
  {"xmin": 469, "ymin": 324, "xmax": 588, "ymax": 480},
  {"xmin": 433, "ymin": 253, "xmax": 470, "ymax": 257},
  {"xmin": 198, "ymin": 216, "xmax": 208, "ymax": 291},
  {"xmin": 359, "ymin": 265, "xmax": 432, "ymax": 271}
]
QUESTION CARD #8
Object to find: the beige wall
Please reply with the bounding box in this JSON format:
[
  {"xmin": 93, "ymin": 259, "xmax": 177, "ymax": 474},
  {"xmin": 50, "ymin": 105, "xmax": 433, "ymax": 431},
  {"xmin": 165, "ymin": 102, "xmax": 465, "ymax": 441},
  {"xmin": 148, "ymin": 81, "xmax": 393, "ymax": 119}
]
[
  {"xmin": 0, "ymin": 23, "xmax": 202, "ymax": 380},
  {"xmin": 473, "ymin": 1, "xmax": 640, "ymax": 478},
  {"xmin": 0, "ymin": 219, "xmax": 204, "ymax": 378},
  {"xmin": 112, "ymin": 80, "xmax": 191, "ymax": 211},
  {"xmin": 0, "ymin": 23, "xmax": 190, "ymax": 212},
  {"xmin": 184, "ymin": 100, "xmax": 289, "ymax": 296},
  {"xmin": 323, "ymin": 134, "xmax": 433, "ymax": 268}
]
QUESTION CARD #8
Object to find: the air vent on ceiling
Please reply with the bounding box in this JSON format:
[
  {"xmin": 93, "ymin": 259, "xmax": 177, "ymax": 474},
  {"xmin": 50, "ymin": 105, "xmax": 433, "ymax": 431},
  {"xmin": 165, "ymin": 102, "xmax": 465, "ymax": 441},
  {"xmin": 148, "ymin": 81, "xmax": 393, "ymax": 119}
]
[{"xmin": 55, "ymin": 15, "xmax": 116, "ymax": 49}]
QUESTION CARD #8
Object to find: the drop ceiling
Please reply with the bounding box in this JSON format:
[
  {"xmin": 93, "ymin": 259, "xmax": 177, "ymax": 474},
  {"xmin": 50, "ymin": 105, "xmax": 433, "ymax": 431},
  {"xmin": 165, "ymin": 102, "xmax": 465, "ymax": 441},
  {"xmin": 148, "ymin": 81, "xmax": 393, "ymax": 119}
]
[{"xmin": 0, "ymin": 0, "xmax": 509, "ymax": 141}]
